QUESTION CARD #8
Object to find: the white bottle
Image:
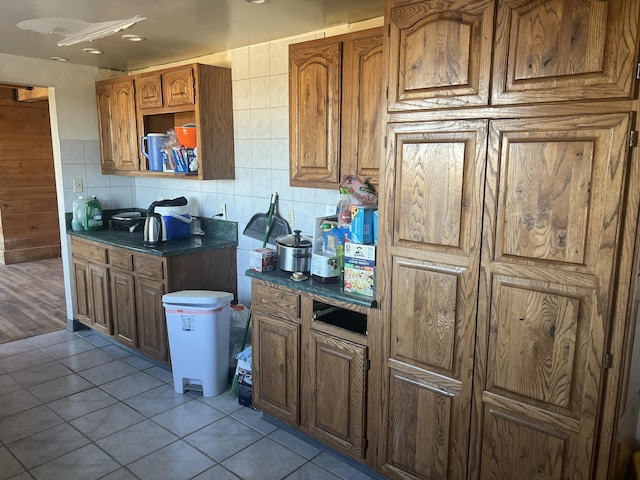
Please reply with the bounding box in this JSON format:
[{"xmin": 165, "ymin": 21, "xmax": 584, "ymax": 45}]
[{"xmin": 71, "ymin": 196, "xmax": 85, "ymax": 232}]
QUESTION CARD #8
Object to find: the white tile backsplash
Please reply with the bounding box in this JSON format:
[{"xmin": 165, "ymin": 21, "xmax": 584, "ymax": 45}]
[
  {"xmin": 249, "ymin": 43, "xmax": 270, "ymax": 77},
  {"xmin": 250, "ymin": 77, "xmax": 270, "ymax": 109}
]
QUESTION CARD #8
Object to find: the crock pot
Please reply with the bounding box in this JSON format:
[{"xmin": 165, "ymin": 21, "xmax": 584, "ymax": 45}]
[{"xmin": 276, "ymin": 230, "xmax": 312, "ymax": 273}]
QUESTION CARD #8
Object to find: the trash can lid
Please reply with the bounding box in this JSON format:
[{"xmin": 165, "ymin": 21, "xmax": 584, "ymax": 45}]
[{"xmin": 162, "ymin": 290, "xmax": 234, "ymax": 307}]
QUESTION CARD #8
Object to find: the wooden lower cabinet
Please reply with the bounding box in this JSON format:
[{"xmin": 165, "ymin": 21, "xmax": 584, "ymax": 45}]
[
  {"xmin": 109, "ymin": 269, "xmax": 137, "ymax": 348},
  {"xmin": 308, "ymin": 330, "xmax": 367, "ymax": 459},
  {"xmin": 135, "ymin": 276, "xmax": 167, "ymax": 362},
  {"xmin": 251, "ymin": 279, "xmax": 371, "ymax": 462},
  {"xmin": 72, "ymin": 237, "xmax": 237, "ymax": 363},
  {"xmin": 253, "ymin": 311, "xmax": 300, "ymax": 425}
]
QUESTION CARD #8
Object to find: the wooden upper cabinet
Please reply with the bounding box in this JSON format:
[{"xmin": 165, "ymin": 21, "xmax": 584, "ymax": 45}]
[
  {"xmin": 342, "ymin": 29, "xmax": 385, "ymax": 187},
  {"xmin": 492, "ymin": 0, "xmax": 640, "ymax": 104},
  {"xmin": 290, "ymin": 27, "xmax": 383, "ymax": 189},
  {"xmin": 386, "ymin": 0, "xmax": 495, "ymax": 111},
  {"xmin": 137, "ymin": 67, "xmax": 195, "ymax": 110},
  {"xmin": 95, "ymin": 78, "xmax": 138, "ymax": 172},
  {"xmin": 290, "ymin": 38, "xmax": 342, "ymax": 188}
]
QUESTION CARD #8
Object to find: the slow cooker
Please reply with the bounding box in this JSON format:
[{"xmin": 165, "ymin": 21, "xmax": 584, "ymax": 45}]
[{"xmin": 276, "ymin": 230, "xmax": 312, "ymax": 273}]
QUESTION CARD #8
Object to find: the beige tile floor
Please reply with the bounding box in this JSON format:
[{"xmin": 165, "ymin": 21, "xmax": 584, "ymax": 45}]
[{"xmin": 0, "ymin": 329, "xmax": 381, "ymax": 480}]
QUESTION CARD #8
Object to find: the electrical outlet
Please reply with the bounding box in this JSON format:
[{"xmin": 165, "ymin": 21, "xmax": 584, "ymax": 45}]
[
  {"xmin": 286, "ymin": 210, "xmax": 294, "ymax": 227},
  {"xmin": 73, "ymin": 178, "xmax": 83, "ymax": 193},
  {"xmin": 218, "ymin": 204, "xmax": 227, "ymax": 221}
]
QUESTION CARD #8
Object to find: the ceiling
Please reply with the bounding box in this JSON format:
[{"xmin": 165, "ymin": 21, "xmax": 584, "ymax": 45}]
[{"xmin": 0, "ymin": 0, "xmax": 384, "ymax": 72}]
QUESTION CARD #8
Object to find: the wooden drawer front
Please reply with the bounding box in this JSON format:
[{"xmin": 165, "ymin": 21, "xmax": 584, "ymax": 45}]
[
  {"xmin": 134, "ymin": 255, "xmax": 165, "ymax": 279},
  {"xmin": 253, "ymin": 283, "xmax": 300, "ymax": 320},
  {"xmin": 72, "ymin": 238, "xmax": 108, "ymax": 264},
  {"xmin": 109, "ymin": 249, "xmax": 134, "ymax": 271}
]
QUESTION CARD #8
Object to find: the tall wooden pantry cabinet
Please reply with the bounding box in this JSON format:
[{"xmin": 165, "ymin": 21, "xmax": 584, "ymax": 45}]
[{"xmin": 374, "ymin": 0, "xmax": 640, "ymax": 478}]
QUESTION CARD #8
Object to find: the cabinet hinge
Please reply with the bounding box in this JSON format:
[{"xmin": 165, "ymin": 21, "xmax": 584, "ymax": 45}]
[
  {"xmin": 384, "ymin": 136, "xmax": 387, "ymax": 149},
  {"xmin": 387, "ymin": 23, "xmax": 391, "ymax": 37},
  {"xmin": 385, "ymin": 85, "xmax": 389, "ymax": 99},
  {"xmin": 637, "ymin": 62, "xmax": 640, "ymax": 80},
  {"xmin": 365, "ymin": 358, "xmax": 371, "ymax": 370},
  {"xmin": 364, "ymin": 438, "xmax": 369, "ymax": 450},
  {"xmin": 604, "ymin": 353, "xmax": 613, "ymax": 369},
  {"xmin": 630, "ymin": 130, "xmax": 638, "ymax": 148}
]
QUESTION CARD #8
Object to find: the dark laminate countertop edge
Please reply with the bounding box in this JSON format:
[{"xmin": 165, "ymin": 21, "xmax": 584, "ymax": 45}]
[{"xmin": 246, "ymin": 268, "xmax": 377, "ymax": 309}]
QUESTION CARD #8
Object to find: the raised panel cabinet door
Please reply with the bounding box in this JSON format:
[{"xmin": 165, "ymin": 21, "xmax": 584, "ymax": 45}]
[
  {"xmin": 136, "ymin": 73, "xmax": 163, "ymax": 109},
  {"xmin": 110, "ymin": 269, "xmax": 137, "ymax": 348},
  {"xmin": 289, "ymin": 39, "xmax": 342, "ymax": 187},
  {"xmin": 492, "ymin": 0, "xmax": 640, "ymax": 105},
  {"xmin": 72, "ymin": 258, "xmax": 91, "ymax": 326},
  {"xmin": 380, "ymin": 119, "xmax": 488, "ymax": 480},
  {"xmin": 252, "ymin": 312, "xmax": 300, "ymax": 425},
  {"xmin": 95, "ymin": 82, "xmax": 116, "ymax": 170},
  {"xmin": 308, "ymin": 331, "xmax": 367, "ymax": 459},
  {"xmin": 341, "ymin": 28, "xmax": 384, "ymax": 186},
  {"xmin": 472, "ymin": 113, "xmax": 633, "ymax": 479},
  {"xmin": 162, "ymin": 67, "xmax": 195, "ymax": 107},
  {"xmin": 386, "ymin": 0, "xmax": 495, "ymax": 111},
  {"xmin": 135, "ymin": 277, "xmax": 167, "ymax": 362},
  {"xmin": 111, "ymin": 79, "xmax": 139, "ymax": 171},
  {"xmin": 87, "ymin": 263, "xmax": 112, "ymax": 336}
]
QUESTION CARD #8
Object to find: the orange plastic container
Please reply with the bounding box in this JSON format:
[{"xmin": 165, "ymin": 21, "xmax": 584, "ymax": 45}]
[{"xmin": 175, "ymin": 125, "xmax": 197, "ymax": 148}]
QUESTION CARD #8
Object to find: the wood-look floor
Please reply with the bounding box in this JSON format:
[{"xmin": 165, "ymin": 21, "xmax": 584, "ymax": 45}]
[{"xmin": 0, "ymin": 257, "xmax": 66, "ymax": 344}]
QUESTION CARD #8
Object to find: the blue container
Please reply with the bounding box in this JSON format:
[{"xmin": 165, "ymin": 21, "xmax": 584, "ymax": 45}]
[
  {"xmin": 155, "ymin": 206, "xmax": 191, "ymax": 240},
  {"xmin": 141, "ymin": 133, "xmax": 169, "ymax": 171}
]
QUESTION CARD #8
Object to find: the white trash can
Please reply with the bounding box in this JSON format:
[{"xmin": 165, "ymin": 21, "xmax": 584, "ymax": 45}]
[{"xmin": 163, "ymin": 290, "xmax": 234, "ymax": 397}]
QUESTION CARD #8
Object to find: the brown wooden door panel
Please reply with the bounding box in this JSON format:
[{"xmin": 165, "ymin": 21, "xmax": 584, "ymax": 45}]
[
  {"xmin": 252, "ymin": 312, "xmax": 300, "ymax": 425},
  {"xmin": 111, "ymin": 80, "xmax": 139, "ymax": 171},
  {"xmin": 308, "ymin": 331, "xmax": 367, "ymax": 459},
  {"xmin": 472, "ymin": 113, "xmax": 633, "ymax": 478},
  {"xmin": 95, "ymin": 83, "xmax": 115, "ymax": 170},
  {"xmin": 135, "ymin": 277, "xmax": 166, "ymax": 362},
  {"xmin": 492, "ymin": 0, "xmax": 640, "ymax": 104},
  {"xmin": 387, "ymin": 120, "xmax": 488, "ymax": 256},
  {"xmin": 162, "ymin": 67, "xmax": 195, "ymax": 107},
  {"xmin": 381, "ymin": 119, "xmax": 488, "ymax": 479},
  {"xmin": 110, "ymin": 270, "xmax": 137, "ymax": 348},
  {"xmin": 289, "ymin": 40, "xmax": 342, "ymax": 186},
  {"xmin": 386, "ymin": 0, "xmax": 494, "ymax": 111},
  {"xmin": 88, "ymin": 263, "xmax": 111, "ymax": 335},
  {"xmin": 73, "ymin": 259, "xmax": 91, "ymax": 326},
  {"xmin": 479, "ymin": 402, "xmax": 579, "ymax": 480},
  {"xmin": 383, "ymin": 364, "xmax": 466, "ymax": 480},
  {"xmin": 342, "ymin": 29, "xmax": 384, "ymax": 186},
  {"xmin": 137, "ymin": 73, "xmax": 163, "ymax": 109}
]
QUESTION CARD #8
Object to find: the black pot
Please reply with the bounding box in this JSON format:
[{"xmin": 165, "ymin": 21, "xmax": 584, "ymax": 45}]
[{"xmin": 276, "ymin": 230, "xmax": 312, "ymax": 273}]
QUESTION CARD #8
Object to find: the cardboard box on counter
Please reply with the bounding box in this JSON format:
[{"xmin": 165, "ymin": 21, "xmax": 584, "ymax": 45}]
[
  {"xmin": 249, "ymin": 248, "xmax": 276, "ymax": 272},
  {"xmin": 343, "ymin": 243, "xmax": 376, "ymax": 297}
]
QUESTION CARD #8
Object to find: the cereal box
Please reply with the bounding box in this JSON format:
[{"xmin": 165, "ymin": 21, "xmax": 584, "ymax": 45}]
[
  {"xmin": 349, "ymin": 205, "xmax": 374, "ymax": 244},
  {"xmin": 343, "ymin": 243, "xmax": 376, "ymax": 297}
]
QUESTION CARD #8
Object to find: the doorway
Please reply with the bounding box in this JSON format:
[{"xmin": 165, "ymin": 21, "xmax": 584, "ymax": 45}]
[{"xmin": 0, "ymin": 84, "xmax": 65, "ymax": 342}]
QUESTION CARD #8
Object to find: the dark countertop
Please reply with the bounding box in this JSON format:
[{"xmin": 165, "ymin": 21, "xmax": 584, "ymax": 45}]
[
  {"xmin": 246, "ymin": 268, "xmax": 377, "ymax": 309},
  {"xmin": 67, "ymin": 217, "xmax": 238, "ymax": 257}
]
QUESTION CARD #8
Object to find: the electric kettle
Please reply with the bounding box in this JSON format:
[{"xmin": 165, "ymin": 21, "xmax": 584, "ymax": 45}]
[{"xmin": 143, "ymin": 196, "xmax": 188, "ymax": 245}]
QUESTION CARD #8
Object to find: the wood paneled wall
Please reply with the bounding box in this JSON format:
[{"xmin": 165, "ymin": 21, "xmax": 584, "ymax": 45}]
[{"xmin": 0, "ymin": 87, "xmax": 60, "ymax": 264}]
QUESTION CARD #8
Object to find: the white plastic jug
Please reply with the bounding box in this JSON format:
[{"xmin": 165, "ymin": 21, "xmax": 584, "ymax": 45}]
[{"xmin": 141, "ymin": 133, "xmax": 169, "ymax": 171}]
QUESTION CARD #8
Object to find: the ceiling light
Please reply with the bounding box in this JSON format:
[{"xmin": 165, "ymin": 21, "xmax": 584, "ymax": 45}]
[
  {"xmin": 82, "ymin": 48, "xmax": 103, "ymax": 55},
  {"xmin": 50, "ymin": 56, "xmax": 68, "ymax": 62},
  {"xmin": 246, "ymin": 0, "xmax": 266, "ymax": 4},
  {"xmin": 122, "ymin": 34, "xmax": 145, "ymax": 42},
  {"xmin": 56, "ymin": 15, "xmax": 146, "ymax": 47}
]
